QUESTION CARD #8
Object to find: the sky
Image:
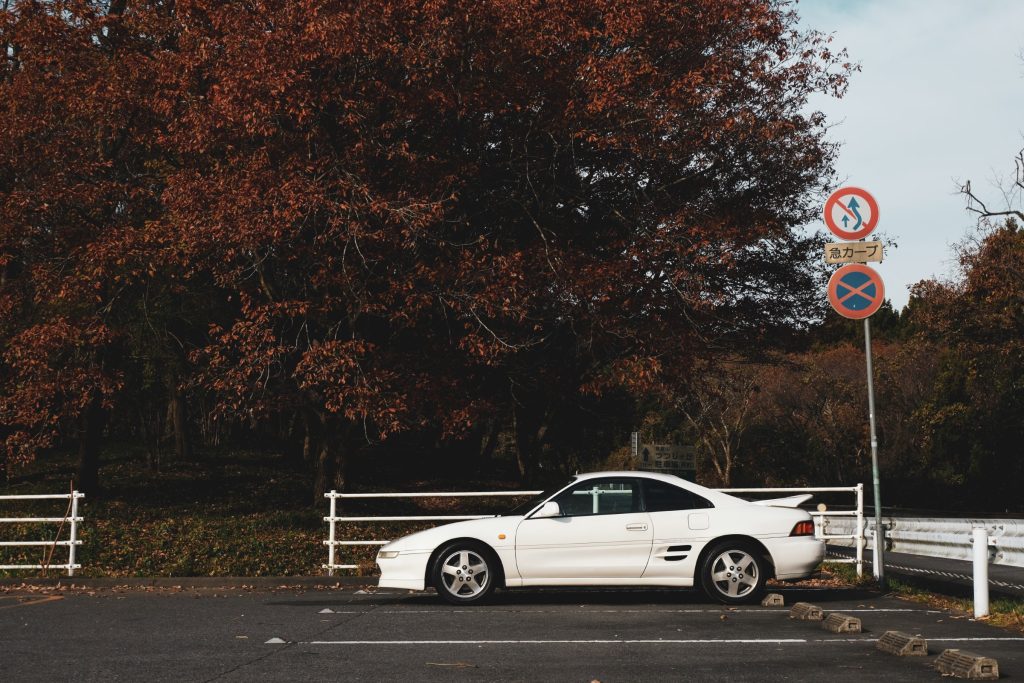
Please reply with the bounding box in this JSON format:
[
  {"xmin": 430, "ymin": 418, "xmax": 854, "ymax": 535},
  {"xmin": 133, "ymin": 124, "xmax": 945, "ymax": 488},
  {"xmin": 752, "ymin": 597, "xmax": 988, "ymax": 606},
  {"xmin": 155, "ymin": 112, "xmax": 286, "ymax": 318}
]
[{"xmin": 796, "ymin": 0, "xmax": 1024, "ymax": 311}]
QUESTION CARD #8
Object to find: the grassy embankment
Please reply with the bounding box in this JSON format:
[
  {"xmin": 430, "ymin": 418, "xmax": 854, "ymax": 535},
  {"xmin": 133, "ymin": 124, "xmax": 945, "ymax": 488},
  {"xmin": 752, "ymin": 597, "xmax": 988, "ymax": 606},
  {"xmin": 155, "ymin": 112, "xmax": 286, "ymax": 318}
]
[
  {"xmin": 0, "ymin": 450, "xmax": 515, "ymax": 578},
  {"xmin": 822, "ymin": 561, "xmax": 1024, "ymax": 633}
]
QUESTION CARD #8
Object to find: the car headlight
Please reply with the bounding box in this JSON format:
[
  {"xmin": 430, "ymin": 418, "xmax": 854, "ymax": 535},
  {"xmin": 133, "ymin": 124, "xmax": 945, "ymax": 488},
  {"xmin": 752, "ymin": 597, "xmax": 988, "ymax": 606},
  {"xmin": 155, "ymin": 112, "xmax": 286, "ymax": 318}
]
[{"xmin": 377, "ymin": 550, "xmax": 400, "ymax": 559}]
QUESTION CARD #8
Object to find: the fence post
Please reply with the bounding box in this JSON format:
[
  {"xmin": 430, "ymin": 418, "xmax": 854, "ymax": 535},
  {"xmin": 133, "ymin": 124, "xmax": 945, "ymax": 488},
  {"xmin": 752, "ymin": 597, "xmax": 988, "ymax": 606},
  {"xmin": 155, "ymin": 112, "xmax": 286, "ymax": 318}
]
[
  {"xmin": 855, "ymin": 483, "xmax": 864, "ymax": 577},
  {"xmin": 68, "ymin": 492, "xmax": 80, "ymax": 577},
  {"xmin": 973, "ymin": 526, "xmax": 989, "ymax": 619},
  {"xmin": 871, "ymin": 521, "xmax": 883, "ymax": 579},
  {"xmin": 327, "ymin": 491, "xmax": 337, "ymax": 577}
]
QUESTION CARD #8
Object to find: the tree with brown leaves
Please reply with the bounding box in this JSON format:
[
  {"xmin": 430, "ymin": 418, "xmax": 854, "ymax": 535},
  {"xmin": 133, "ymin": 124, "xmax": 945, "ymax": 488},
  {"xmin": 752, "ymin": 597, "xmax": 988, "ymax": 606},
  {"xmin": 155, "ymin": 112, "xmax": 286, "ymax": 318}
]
[{"xmin": 1, "ymin": 0, "xmax": 849, "ymax": 496}]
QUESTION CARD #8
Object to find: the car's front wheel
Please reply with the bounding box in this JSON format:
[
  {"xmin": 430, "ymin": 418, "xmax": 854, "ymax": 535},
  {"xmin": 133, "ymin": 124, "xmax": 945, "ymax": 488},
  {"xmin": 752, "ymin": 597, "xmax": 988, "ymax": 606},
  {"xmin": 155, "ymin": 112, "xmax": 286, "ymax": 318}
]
[
  {"xmin": 431, "ymin": 542, "xmax": 498, "ymax": 605},
  {"xmin": 700, "ymin": 540, "xmax": 767, "ymax": 605}
]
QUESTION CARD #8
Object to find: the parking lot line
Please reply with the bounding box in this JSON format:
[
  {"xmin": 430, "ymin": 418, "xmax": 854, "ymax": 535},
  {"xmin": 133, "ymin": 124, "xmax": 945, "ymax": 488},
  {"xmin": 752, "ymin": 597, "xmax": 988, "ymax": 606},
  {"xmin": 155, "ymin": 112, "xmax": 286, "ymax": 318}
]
[
  {"xmin": 293, "ymin": 635, "xmax": 1024, "ymax": 646},
  {"xmin": 317, "ymin": 607, "xmax": 940, "ymax": 615},
  {"xmin": 301, "ymin": 638, "xmax": 811, "ymax": 645},
  {"xmin": 926, "ymin": 637, "xmax": 1024, "ymax": 642}
]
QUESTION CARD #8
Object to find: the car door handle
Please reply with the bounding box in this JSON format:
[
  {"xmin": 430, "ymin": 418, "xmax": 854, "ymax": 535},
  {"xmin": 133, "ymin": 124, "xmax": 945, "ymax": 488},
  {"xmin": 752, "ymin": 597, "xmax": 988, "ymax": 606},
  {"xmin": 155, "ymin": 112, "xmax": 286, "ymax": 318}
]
[{"xmin": 626, "ymin": 523, "xmax": 648, "ymax": 531}]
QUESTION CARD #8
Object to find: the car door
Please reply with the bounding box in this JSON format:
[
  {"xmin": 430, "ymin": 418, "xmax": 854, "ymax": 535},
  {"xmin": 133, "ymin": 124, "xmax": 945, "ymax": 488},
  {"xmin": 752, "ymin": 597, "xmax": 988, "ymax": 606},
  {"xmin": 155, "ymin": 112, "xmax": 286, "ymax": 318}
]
[
  {"xmin": 514, "ymin": 477, "xmax": 653, "ymax": 582},
  {"xmin": 639, "ymin": 478, "xmax": 716, "ymax": 581}
]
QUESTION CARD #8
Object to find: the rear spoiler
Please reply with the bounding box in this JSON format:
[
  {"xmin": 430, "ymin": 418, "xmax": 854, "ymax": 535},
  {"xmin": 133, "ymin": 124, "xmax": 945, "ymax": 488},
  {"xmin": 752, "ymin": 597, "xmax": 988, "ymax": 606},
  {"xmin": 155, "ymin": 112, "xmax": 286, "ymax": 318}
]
[{"xmin": 751, "ymin": 494, "xmax": 813, "ymax": 508}]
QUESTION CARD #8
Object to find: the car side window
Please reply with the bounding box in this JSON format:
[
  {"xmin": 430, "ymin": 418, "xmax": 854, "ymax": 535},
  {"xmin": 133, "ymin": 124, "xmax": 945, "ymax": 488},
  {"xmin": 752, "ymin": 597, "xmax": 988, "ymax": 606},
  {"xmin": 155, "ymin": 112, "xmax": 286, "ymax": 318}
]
[
  {"xmin": 643, "ymin": 480, "xmax": 714, "ymax": 512},
  {"xmin": 552, "ymin": 479, "xmax": 641, "ymax": 517}
]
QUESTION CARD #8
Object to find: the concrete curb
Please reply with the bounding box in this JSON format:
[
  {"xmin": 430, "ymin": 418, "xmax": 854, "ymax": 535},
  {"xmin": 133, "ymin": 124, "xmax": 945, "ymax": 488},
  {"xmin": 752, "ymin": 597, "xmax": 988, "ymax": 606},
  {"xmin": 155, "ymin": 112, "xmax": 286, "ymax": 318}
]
[{"xmin": 0, "ymin": 575, "xmax": 378, "ymax": 589}]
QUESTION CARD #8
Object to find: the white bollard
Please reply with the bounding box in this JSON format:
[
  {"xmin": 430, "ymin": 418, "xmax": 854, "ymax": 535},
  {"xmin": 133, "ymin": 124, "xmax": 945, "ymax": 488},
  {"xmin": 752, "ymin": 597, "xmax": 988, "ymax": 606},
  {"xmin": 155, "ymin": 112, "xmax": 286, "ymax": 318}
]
[
  {"xmin": 972, "ymin": 526, "xmax": 989, "ymax": 619},
  {"xmin": 855, "ymin": 484, "xmax": 864, "ymax": 577},
  {"xmin": 872, "ymin": 524, "xmax": 883, "ymax": 581}
]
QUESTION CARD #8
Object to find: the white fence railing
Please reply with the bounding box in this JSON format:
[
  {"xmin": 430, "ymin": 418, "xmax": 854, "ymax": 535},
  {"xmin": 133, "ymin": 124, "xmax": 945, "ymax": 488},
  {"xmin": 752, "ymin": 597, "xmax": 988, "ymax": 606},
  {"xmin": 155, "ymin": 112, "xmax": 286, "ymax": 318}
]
[
  {"xmin": 0, "ymin": 491, "xmax": 84, "ymax": 577},
  {"xmin": 824, "ymin": 516, "xmax": 1024, "ymax": 569},
  {"xmin": 324, "ymin": 483, "xmax": 865, "ymax": 576},
  {"xmin": 323, "ymin": 490, "xmax": 542, "ymax": 573}
]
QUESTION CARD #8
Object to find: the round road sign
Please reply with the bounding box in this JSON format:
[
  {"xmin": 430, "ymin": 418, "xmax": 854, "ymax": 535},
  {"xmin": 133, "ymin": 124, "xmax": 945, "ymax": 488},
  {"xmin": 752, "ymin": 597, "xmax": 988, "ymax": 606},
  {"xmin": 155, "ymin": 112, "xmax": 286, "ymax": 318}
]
[
  {"xmin": 828, "ymin": 264, "xmax": 885, "ymax": 319},
  {"xmin": 824, "ymin": 187, "xmax": 879, "ymax": 240}
]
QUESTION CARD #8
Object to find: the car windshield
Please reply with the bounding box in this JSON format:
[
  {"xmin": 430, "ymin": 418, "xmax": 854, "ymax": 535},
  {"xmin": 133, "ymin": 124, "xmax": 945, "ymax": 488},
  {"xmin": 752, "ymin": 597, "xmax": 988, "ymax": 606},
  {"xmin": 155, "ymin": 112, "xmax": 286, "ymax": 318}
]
[{"xmin": 504, "ymin": 480, "xmax": 574, "ymax": 516}]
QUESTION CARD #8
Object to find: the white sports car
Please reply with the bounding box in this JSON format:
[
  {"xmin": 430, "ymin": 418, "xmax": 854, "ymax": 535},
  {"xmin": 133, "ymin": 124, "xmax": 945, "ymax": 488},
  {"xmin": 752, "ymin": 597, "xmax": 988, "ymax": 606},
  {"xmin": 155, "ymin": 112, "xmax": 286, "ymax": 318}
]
[{"xmin": 376, "ymin": 471, "xmax": 824, "ymax": 605}]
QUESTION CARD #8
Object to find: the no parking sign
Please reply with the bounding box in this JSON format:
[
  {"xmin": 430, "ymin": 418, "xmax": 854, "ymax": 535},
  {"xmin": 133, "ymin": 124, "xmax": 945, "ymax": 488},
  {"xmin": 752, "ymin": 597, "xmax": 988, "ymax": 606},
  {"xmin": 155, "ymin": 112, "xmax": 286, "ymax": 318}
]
[{"xmin": 827, "ymin": 264, "xmax": 885, "ymax": 319}]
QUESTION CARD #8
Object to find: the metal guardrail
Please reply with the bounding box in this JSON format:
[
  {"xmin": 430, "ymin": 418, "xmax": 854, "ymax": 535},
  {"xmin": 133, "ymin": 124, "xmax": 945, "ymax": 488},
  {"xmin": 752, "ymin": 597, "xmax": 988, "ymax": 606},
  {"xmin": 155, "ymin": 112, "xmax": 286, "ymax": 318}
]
[
  {"xmin": 0, "ymin": 491, "xmax": 84, "ymax": 576},
  {"xmin": 324, "ymin": 483, "xmax": 866, "ymax": 576},
  {"xmin": 824, "ymin": 516, "xmax": 1024, "ymax": 569}
]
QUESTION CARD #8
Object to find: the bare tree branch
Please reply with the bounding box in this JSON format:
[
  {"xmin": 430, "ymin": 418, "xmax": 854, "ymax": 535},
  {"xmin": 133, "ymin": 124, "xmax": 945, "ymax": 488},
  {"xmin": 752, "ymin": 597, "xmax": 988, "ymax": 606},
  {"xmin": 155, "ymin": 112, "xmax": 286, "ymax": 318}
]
[{"xmin": 960, "ymin": 148, "xmax": 1024, "ymax": 226}]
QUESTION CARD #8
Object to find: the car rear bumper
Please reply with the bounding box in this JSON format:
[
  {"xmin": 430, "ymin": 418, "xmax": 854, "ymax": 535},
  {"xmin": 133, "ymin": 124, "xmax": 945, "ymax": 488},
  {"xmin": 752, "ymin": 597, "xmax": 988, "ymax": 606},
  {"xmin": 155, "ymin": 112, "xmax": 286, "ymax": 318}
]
[{"xmin": 764, "ymin": 536, "xmax": 825, "ymax": 580}]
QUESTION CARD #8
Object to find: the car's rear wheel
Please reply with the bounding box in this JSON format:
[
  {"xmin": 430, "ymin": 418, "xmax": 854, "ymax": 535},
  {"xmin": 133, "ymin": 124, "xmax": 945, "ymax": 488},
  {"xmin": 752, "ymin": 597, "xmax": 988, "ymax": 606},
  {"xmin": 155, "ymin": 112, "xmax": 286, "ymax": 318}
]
[
  {"xmin": 700, "ymin": 540, "xmax": 767, "ymax": 605},
  {"xmin": 431, "ymin": 542, "xmax": 498, "ymax": 605}
]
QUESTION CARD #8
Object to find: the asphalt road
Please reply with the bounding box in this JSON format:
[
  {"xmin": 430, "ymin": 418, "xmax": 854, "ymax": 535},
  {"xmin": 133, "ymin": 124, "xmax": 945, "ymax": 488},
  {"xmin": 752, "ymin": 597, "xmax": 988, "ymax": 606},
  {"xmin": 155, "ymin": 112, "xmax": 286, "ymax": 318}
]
[{"xmin": 1, "ymin": 585, "xmax": 1022, "ymax": 682}]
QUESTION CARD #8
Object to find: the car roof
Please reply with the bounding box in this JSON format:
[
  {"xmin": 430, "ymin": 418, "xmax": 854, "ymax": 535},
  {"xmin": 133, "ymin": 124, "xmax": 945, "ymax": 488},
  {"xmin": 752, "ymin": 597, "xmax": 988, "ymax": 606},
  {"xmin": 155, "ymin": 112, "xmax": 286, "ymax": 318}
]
[
  {"xmin": 574, "ymin": 470, "xmax": 690, "ymax": 484},
  {"xmin": 572, "ymin": 470, "xmax": 733, "ymax": 502}
]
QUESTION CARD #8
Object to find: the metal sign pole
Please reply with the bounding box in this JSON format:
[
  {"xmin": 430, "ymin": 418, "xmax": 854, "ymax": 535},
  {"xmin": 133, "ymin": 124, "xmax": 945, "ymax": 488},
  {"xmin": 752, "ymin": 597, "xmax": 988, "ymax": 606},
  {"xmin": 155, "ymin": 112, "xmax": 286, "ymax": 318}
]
[
  {"xmin": 863, "ymin": 318, "xmax": 885, "ymax": 587},
  {"xmin": 823, "ymin": 185, "xmax": 885, "ymax": 587}
]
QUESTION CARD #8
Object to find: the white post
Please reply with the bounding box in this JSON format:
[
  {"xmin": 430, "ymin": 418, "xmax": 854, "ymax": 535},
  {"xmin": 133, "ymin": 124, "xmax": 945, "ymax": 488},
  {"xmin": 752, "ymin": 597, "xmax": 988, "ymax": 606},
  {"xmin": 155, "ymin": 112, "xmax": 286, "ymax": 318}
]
[
  {"xmin": 855, "ymin": 483, "xmax": 864, "ymax": 577},
  {"xmin": 327, "ymin": 491, "xmax": 337, "ymax": 577},
  {"xmin": 973, "ymin": 526, "xmax": 990, "ymax": 619},
  {"xmin": 68, "ymin": 492, "xmax": 80, "ymax": 577},
  {"xmin": 871, "ymin": 522, "xmax": 882, "ymax": 579}
]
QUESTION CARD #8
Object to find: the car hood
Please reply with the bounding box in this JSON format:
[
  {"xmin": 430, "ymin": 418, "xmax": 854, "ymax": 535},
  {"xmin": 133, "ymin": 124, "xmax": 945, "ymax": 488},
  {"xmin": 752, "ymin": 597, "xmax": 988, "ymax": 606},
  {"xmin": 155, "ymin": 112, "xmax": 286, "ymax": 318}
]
[{"xmin": 381, "ymin": 515, "xmax": 524, "ymax": 553}]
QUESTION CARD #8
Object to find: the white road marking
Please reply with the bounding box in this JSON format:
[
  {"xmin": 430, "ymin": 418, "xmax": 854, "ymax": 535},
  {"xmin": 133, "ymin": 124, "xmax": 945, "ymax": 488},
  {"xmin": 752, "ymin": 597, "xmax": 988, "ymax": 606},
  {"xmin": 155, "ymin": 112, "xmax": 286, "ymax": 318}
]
[
  {"xmin": 303, "ymin": 638, "xmax": 809, "ymax": 645},
  {"xmin": 296, "ymin": 636, "xmax": 1024, "ymax": 646},
  {"xmin": 317, "ymin": 608, "xmax": 938, "ymax": 615},
  {"xmin": 810, "ymin": 609, "xmax": 938, "ymax": 613},
  {"xmin": 925, "ymin": 637, "xmax": 1024, "ymax": 642},
  {"xmin": 814, "ymin": 636, "xmax": 1024, "ymax": 644}
]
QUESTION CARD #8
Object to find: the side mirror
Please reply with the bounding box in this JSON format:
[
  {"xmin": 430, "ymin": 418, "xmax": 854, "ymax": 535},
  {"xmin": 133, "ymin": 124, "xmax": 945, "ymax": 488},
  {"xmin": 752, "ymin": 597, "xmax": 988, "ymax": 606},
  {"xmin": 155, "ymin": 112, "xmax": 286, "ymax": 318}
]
[{"xmin": 532, "ymin": 501, "xmax": 561, "ymax": 519}]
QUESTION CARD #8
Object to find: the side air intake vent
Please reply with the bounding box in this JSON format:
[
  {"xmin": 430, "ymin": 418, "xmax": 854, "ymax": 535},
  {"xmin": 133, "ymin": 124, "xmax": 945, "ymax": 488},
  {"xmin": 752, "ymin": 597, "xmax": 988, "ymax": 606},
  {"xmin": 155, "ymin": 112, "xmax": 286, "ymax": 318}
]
[{"xmin": 664, "ymin": 544, "xmax": 692, "ymax": 562}]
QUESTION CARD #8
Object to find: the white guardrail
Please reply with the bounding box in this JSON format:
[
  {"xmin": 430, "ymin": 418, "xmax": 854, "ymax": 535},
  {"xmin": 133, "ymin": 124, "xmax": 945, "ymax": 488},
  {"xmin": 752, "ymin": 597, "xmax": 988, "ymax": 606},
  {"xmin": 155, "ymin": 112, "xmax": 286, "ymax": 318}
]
[
  {"xmin": 323, "ymin": 483, "xmax": 866, "ymax": 576},
  {"xmin": 0, "ymin": 490, "xmax": 84, "ymax": 576},
  {"xmin": 824, "ymin": 516, "xmax": 1024, "ymax": 569}
]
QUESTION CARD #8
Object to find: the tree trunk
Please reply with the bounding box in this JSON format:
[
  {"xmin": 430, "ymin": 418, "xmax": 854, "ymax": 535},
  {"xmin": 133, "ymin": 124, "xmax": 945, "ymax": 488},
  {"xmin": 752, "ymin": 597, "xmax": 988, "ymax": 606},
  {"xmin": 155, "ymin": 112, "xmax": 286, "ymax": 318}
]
[
  {"xmin": 171, "ymin": 385, "xmax": 192, "ymax": 461},
  {"xmin": 139, "ymin": 407, "xmax": 161, "ymax": 472},
  {"xmin": 76, "ymin": 393, "xmax": 106, "ymax": 495},
  {"xmin": 476, "ymin": 418, "xmax": 503, "ymax": 476},
  {"xmin": 165, "ymin": 374, "xmax": 192, "ymax": 462},
  {"xmin": 302, "ymin": 411, "xmax": 314, "ymax": 464},
  {"xmin": 312, "ymin": 416, "xmax": 350, "ymax": 503},
  {"xmin": 513, "ymin": 402, "xmax": 548, "ymax": 483}
]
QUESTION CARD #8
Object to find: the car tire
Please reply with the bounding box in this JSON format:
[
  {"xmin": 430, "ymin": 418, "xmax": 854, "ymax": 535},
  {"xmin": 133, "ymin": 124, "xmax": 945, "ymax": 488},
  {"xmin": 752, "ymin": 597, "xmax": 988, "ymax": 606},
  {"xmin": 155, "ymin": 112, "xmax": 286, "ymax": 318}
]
[
  {"xmin": 699, "ymin": 540, "xmax": 768, "ymax": 605},
  {"xmin": 431, "ymin": 541, "xmax": 499, "ymax": 605}
]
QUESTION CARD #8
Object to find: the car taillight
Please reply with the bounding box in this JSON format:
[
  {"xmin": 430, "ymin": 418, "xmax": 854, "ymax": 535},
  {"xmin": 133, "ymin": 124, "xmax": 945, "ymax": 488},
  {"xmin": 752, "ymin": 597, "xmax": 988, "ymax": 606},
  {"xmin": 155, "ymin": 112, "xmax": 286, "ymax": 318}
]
[{"xmin": 790, "ymin": 521, "xmax": 815, "ymax": 537}]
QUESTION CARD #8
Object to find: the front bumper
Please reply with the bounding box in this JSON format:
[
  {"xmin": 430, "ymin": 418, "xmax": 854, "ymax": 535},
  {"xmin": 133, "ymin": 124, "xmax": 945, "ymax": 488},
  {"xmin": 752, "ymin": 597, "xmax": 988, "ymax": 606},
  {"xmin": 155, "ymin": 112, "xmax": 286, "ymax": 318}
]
[{"xmin": 377, "ymin": 550, "xmax": 431, "ymax": 590}]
